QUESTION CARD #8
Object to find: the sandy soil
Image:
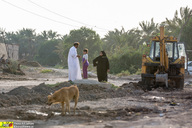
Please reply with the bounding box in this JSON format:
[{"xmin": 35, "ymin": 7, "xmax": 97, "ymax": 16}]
[{"xmin": 0, "ymin": 67, "xmax": 192, "ymax": 128}]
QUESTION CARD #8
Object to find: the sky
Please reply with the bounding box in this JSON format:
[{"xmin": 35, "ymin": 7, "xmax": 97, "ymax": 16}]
[{"xmin": 0, "ymin": 0, "xmax": 191, "ymax": 37}]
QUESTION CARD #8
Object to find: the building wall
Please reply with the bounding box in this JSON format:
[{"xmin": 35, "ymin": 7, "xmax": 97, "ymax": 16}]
[
  {"xmin": 0, "ymin": 43, "xmax": 19, "ymax": 60},
  {"xmin": 7, "ymin": 44, "xmax": 19, "ymax": 60},
  {"xmin": 0, "ymin": 43, "xmax": 8, "ymax": 59}
]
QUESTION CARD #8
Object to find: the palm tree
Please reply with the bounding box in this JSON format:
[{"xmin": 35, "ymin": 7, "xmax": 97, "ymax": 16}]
[
  {"xmin": 139, "ymin": 18, "xmax": 159, "ymax": 43},
  {"xmin": 41, "ymin": 31, "xmax": 48, "ymax": 40},
  {"xmin": 103, "ymin": 27, "xmax": 142, "ymax": 55},
  {"xmin": 48, "ymin": 30, "xmax": 60, "ymax": 40},
  {"xmin": 17, "ymin": 28, "xmax": 36, "ymax": 60},
  {"xmin": 165, "ymin": 6, "xmax": 192, "ymax": 41}
]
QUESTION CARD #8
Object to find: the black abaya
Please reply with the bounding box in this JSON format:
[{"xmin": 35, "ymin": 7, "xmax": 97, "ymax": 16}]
[{"xmin": 93, "ymin": 56, "xmax": 109, "ymax": 82}]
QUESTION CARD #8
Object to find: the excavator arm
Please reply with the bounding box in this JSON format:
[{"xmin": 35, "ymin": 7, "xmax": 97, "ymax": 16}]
[{"xmin": 159, "ymin": 26, "xmax": 169, "ymax": 73}]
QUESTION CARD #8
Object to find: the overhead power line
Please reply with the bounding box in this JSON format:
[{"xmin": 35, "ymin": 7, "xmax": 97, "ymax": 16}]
[
  {"xmin": 28, "ymin": 0, "xmax": 90, "ymax": 26},
  {"xmin": 28, "ymin": 0, "xmax": 110, "ymax": 31},
  {"xmin": 2, "ymin": 0, "xmax": 80, "ymax": 28}
]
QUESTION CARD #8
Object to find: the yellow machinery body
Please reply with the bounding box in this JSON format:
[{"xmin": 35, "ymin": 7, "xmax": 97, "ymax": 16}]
[{"xmin": 141, "ymin": 26, "xmax": 185, "ymax": 89}]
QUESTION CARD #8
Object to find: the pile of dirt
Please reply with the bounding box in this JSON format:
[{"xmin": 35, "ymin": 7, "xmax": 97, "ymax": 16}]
[
  {"xmin": 21, "ymin": 61, "xmax": 41, "ymax": 67},
  {"xmin": 7, "ymin": 86, "xmax": 32, "ymax": 95},
  {"xmin": 32, "ymin": 83, "xmax": 54, "ymax": 95},
  {"xmin": 0, "ymin": 82, "xmax": 144, "ymax": 107}
]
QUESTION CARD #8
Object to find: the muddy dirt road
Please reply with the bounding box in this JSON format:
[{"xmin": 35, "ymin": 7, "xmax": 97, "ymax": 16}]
[{"xmin": 0, "ymin": 67, "xmax": 192, "ymax": 128}]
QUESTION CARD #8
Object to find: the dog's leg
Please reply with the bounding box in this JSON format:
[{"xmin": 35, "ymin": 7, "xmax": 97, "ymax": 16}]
[
  {"xmin": 65, "ymin": 102, "xmax": 68, "ymax": 114},
  {"xmin": 74, "ymin": 100, "xmax": 77, "ymax": 115},
  {"xmin": 61, "ymin": 102, "xmax": 65, "ymax": 115},
  {"xmin": 68, "ymin": 101, "xmax": 70, "ymax": 115},
  {"xmin": 65, "ymin": 100, "xmax": 70, "ymax": 115},
  {"xmin": 74, "ymin": 95, "xmax": 78, "ymax": 115}
]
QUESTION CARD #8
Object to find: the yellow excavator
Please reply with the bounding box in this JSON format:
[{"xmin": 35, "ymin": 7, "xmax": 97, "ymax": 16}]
[{"xmin": 141, "ymin": 26, "xmax": 186, "ymax": 90}]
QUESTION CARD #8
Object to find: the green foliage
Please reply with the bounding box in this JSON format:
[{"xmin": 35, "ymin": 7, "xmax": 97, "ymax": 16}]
[
  {"xmin": 165, "ymin": 6, "xmax": 192, "ymax": 41},
  {"xmin": 54, "ymin": 64, "xmax": 64, "ymax": 69},
  {"xmin": 135, "ymin": 68, "xmax": 141, "ymax": 75},
  {"xmin": 20, "ymin": 65, "xmax": 27, "ymax": 69},
  {"xmin": 55, "ymin": 27, "xmax": 103, "ymax": 66},
  {"xmin": 47, "ymin": 82, "xmax": 60, "ymax": 87},
  {"xmin": 103, "ymin": 27, "xmax": 141, "ymax": 54},
  {"xmin": 117, "ymin": 70, "xmax": 131, "ymax": 77},
  {"xmin": 36, "ymin": 40, "xmax": 60, "ymax": 66},
  {"xmin": 181, "ymin": 17, "xmax": 192, "ymax": 49},
  {"xmin": 111, "ymin": 84, "xmax": 119, "ymax": 89},
  {"xmin": 1, "ymin": 6, "xmax": 191, "ymax": 74},
  {"xmin": 109, "ymin": 47, "xmax": 142, "ymax": 74},
  {"xmin": 8, "ymin": 60, "xmax": 19, "ymax": 73},
  {"xmin": 41, "ymin": 69, "xmax": 53, "ymax": 73},
  {"xmin": 181, "ymin": 17, "xmax": 192, "ymax": 59}
]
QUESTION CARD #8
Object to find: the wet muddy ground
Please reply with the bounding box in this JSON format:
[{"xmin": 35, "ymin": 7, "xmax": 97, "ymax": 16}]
[{"xmin": 0, "ymin": 67, "xmax": 192, "ymax": 128}]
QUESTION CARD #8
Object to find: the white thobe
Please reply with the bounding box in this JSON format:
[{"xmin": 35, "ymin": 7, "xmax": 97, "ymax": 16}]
[{"xmin": 68, "ymin": 46, "xmax": 82, "ymax": 81}]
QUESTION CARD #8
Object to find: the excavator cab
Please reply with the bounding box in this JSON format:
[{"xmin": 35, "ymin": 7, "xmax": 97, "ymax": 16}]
[
  {"xmin": 149, "ymin": 41, "xmax": 180, "ymax": 62},
  {"xmin": 141, "ymin": 26, "xmax": 186, "ymax": 90}
]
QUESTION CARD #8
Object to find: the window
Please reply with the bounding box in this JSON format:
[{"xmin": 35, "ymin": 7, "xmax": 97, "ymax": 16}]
[
  {"xmin": 155, "ymin": 42, "xmax": 160, "ymax": 58},
  {"xmin": 149, "ymin": 42, "xmax": 154, "ymax": 59},
  {"xmin": 174, "ymin": 43, "xmax": 178, "ymax": 60},
  {"xmin": 178, "ymin": 43, "xmax": 187, "ymax": 69},
  {"xmin": 165, "ymin": 43, "xmax": 173, "ymax": 58},
  {"xmin": 188, "ymin": 62, "xmax": 192, "ymax": 66}
]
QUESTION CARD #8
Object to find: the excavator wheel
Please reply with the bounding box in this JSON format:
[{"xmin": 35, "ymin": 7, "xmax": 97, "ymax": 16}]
[
  {"xmin": 141, "ymin": 77, "xmax": 154, "ymax": 91},
  {"xmin": 175, "ymin": 79, "xmax": 184, "ymax": 89}
]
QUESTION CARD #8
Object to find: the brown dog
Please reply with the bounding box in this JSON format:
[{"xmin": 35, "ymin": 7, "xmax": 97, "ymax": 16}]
[{"xmin": 47, "ymin": 85, "xmax": 79, "ymax": 115}]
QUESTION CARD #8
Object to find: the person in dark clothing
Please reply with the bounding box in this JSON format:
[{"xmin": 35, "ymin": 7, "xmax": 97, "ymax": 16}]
[{"xmin": 93, "ymin": 51, "xmax": 110, "ymax": 82}]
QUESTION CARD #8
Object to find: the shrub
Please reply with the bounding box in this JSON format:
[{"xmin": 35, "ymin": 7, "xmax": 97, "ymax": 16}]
[
  {"xmin": 117, "ymin": 70, "xmax": 131, "ymax": 76},
  {"xmin": 41, "ymin": 69, "xmax": 53, "ymax": 73},
  {"xmin": 54, "ymin": 64, "xmax": 64, "ymax": 69},
  {"xmin": 109, "ymin": 48, "xmax": 142, "ymax": 74},
  {"xmin": 135, "ymin": 68, "xmax": 141, "ymax": 75},
  {"xmin": 47, "ymin": 82, "xmax": 60, "ymax": 87}
]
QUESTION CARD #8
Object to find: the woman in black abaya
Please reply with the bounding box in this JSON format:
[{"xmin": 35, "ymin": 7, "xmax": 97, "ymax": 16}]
[{"xmin": 93, "ymin": 51, "xmax": 110, "ymax": 82}]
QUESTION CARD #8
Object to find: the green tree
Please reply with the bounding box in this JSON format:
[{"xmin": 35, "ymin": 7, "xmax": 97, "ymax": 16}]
[
  {"xmin": 165, "ymin": 6, "xmax": 192, "ymax": 41},
  {"xmin": 180, "ymin": 17, "xmax": 192, "ymax": 60},
  {"xmin": 15, "ymin": 28, "xmax": 37, "ymax": 60},
  {"xmin": 55, "ymin": 27, "xmax": 103, "ymax": 66},
  {"xmin": 109, "ymin": 46, "xmax": 142, "ymax": 74},
  {"xmin": 103, "ymin": 27, "xmax": 141, "ymax": 54},
  {"xmin": 139, "ymin": 18, "xmax": 159, "ymax": 45},
  {"xmin": 36, "ymin": 40, "xmax": 60, "ymax": 66},
  {"xmin": 47, "ymin": 30, "xmax": 60, "ymax": 40}
]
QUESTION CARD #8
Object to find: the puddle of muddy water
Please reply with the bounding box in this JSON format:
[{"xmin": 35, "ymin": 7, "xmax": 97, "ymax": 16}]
[
  {"xmin": 142, "ymin": 96, "xmax": 165, "ymax": 101},
  {"xmin": 26, "ymin": 110, "xmax": 80, "ymax": 117},
  {"xmin": 26, "ymin": 110, "xmax": 48, "ymax": 116},
  {"xmin": 53, "ymin": 112, "xmax": 61, "ymax": 116},
  {"xmin": 97, "ymin": 111, "xmax": 107, "ymax": 114}
]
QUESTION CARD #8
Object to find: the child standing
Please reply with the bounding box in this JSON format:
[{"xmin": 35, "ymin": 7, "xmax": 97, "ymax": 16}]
[{"xmin": 82, "ymin": 49, "xmax": 89, "ymax": 79}]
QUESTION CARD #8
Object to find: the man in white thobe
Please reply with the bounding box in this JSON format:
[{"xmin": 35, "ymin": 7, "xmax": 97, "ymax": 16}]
[{"xmin": 68, "ymin": 42, "xmax": 82, "ymax": 81}]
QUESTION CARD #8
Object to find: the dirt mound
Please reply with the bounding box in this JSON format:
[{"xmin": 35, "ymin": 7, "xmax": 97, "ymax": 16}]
[
  {"xmin": 7, "ymin": 86, "xmax": 32, "ymax": 95},
  {"xmin": 0, "ymin": 82, "xmax": 144, "ymax": 107},
  {"xmin": 78, "ymin": 83, "xmax": 144, "ymax": 101},
  {"xmin": 21, "ymin": 61, "xmax": 41, "ymax": 67},
  {"xmin": 0, "ymin": 82, "xmax": 73, "ymax": 107},
  {"xmin": 78, "ymin": 84, "xmax": 106, "ymax": 91},
  {"xmin": 32, "ymin": 83, "xmax": 53, "ymax": 95},
  {"xmin": 54, "ymin": 82, "xmax": 72, "ymax": 90}
]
